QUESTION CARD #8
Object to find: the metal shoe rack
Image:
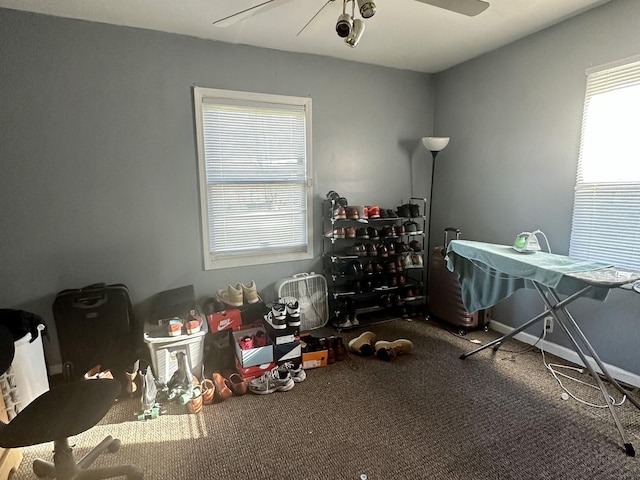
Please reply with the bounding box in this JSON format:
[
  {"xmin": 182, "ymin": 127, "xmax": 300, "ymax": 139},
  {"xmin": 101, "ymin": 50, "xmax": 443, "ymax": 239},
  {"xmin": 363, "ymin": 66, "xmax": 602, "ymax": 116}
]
[{"xmin": 322, "ymin": 197, "xmax": 427, "ymax": 331}]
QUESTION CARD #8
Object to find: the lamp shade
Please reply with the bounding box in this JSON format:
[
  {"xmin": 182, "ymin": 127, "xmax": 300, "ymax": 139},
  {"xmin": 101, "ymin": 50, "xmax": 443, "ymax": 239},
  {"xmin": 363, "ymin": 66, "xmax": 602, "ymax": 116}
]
[{"xmin": 422, "ymin": 137, "xmax": 450, "ymax": 152}]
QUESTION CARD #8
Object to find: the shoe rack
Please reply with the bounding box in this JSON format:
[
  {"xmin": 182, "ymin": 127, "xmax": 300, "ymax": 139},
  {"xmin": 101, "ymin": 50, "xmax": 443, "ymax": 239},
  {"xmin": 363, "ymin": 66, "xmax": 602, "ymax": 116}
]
[{"xmin": 322, "ymin": 197, "xmax": 427, "ymax": 331}]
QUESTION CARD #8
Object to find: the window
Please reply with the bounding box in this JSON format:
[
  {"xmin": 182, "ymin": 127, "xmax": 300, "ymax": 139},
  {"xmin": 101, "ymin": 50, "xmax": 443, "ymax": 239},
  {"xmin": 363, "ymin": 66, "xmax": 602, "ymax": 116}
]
[
  {"xmin": 193, "ymin": 87, "xmax": 313, "ymax": 270},
  {"xmin": 569, "ymin": 56, "xmax": 640, "ymax": 270}
]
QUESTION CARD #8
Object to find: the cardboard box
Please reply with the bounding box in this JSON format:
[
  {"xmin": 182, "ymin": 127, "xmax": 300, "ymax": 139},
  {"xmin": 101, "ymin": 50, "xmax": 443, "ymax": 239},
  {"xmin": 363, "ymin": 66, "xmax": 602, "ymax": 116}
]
[
  {"xmin": 302, "ymin": 350, "xmax": 328, "ymax": 369},
  {"xmin": 262, "ymin": 317, "xmax": 300, "ymax": 345},
  {"xmin": 232, "ymin": 327, "xmax": 273, "ymax": 368},
  {"xmin": 206, "ymin": 308, "xmax": 242, "ymax": 333},
  {"xmin": 274, "ymin": 341, "xmax": 302, "ymax": 363},
  {"xmin": 234, "ymin": 358, "xmax": 275, "ymax": 381}
]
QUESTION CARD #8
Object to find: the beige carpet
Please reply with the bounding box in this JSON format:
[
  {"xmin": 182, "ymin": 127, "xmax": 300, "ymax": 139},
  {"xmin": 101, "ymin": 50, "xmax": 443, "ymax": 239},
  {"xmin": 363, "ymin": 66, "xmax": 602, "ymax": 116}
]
[{"xmin": 9, "ymin": 318, "xmax": 640, "ymax": 479}]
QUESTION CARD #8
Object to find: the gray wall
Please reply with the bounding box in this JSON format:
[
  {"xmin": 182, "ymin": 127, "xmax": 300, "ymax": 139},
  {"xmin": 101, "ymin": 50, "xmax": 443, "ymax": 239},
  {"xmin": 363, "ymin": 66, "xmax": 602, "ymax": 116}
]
[
  {"xmin": 0, "ymin": 8, "xmax": 434, "ymax": 369},
  {"xmin": 433, "ymin": 0, "xmax": 640, "ymax": 375}
]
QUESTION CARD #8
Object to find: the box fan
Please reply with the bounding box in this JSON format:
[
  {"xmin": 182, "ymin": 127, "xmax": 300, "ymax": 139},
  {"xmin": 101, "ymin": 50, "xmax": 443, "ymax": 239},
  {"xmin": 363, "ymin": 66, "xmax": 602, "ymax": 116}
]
[{"xmin": 275, "ymin": 273, "xmax": 328, "ymax": 331}]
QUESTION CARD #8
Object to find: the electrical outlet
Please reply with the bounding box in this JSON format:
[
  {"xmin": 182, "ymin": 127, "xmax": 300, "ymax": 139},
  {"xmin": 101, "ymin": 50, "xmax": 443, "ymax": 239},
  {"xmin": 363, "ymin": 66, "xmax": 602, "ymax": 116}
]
[{"xmin": 544, "ymin": 316, "xmax": 554, "ymax": 333}]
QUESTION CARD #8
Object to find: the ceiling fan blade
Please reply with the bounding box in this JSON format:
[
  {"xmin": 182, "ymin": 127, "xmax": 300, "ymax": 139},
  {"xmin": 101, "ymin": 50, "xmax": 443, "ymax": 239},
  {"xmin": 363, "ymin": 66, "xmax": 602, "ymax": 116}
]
[
  {"xmin": 297, "ymin": 0, "xmax": 335, "ymax": 37},
  {"xmin": 213, "ymin": 0, "xmax": 295, "ymax": 27},
  {"xmin": 415, "ymin": 0, "xmax": 490, "ymax": 17}
]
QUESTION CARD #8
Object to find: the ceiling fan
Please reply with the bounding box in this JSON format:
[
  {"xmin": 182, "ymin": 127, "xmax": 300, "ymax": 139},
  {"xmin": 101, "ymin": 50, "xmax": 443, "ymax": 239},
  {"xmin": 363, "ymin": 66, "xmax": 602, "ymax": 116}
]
[{"xmin": 213, "ymin": 0, "xmax": 489, "ymax": 47}]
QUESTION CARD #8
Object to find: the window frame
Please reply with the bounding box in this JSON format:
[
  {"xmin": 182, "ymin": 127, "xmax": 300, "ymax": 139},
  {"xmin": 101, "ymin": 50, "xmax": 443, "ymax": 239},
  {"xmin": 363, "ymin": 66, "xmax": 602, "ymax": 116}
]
[
  {"xmin": 569, "ymin": 55, "xmax": 640, "ymax": 270},
  {"xmin": 193, "ymin": 86, "xmax": 314, "ymax": 271}
]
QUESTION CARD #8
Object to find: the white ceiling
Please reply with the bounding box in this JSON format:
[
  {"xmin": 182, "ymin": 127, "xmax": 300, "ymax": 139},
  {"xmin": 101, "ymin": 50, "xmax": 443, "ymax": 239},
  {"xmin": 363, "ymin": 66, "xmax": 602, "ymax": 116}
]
[{"xmin": 0, "ymin": 0, "xmax": 610, "ymax": 73}]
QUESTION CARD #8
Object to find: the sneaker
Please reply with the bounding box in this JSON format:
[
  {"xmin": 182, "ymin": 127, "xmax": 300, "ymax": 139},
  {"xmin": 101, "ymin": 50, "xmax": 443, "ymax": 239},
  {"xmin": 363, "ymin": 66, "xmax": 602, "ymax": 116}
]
[
  {"xmin": 238, "ymin": 281, "xmax": 260, "ymax": 304},
  {"xmin": 374, "ymin": 339, "xmax": 413, "ymax": 361},
  {"xmin": 248, "ymin": 366, "xmax": 295, "ymax": 394},
  {"xmin": 403, "ymin": 221, "xmax": 422, "ymax": 235},
  {"xmin": 217, "ymin": 284, "xmax": 243, "ymax": 307},
  {"xmin": 408, "ymin": 204, "xmax": 420, "ymax": 218},
  {"xmin": 409, "ymin": 240, "xmax": 422, "ymax": 252},
  {"xmin": 252, "ymin": 330, "xmax": 269, "ymax": 347},
  {"xmin": 346, "ymin": 226, "xmax": 357, "ymax": 238},
  {"xmin": 336, "ymin": 314, "xmax": 352, "ymax": 329},
  {"xmin": 264, "ymin": 310, "xmax": 286, "ymax": 330},
  {"xmin": 412, "ymin": 253, "xmax": 423, "ymax": 267},
  {"xmin": 367, "ymin": 227, "xmax": 379, "ymax": 240},
  {"xmin": 345, "ymin": 206, "xmax": 359, "ymax": 220},
  {"xmin": 368, "ymin": 205, "xmax": 380, "ymax": 219},
  {"xmin": 333, "ymin": 206, "xmax": 347, "ymax": 219},
  {"xmin": 356, "ymin": 227, "xmax": 369, "ymax": 239},
  {"xmin": 396, "ymin": 204, "xmax": 411, "ymax": 218},
  {"xmin": 386, "ymin": 209, "xmax": 398, "ymax": 218},
  {"xmin": 348, "ymin": 331, "xmax": 377, "ymax": 355},
  {"xmin": 285, "ymin": 300, "xmax": 301, "ymax": 319},
  {"xmin": 272, "ymin": 302, "xmax": 287, "ymax": 320},
  {"xmin": 280, "ymin": 362, "xmax": 306, "ymax": 383},
  {"xmin": 238, "ymin": 335, "xmax": 253, "ymax": 350}
]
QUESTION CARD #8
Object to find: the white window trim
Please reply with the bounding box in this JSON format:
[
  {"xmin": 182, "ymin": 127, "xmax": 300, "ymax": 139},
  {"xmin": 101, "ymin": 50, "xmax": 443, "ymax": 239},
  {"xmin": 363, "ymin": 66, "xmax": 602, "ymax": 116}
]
[
  {"xmin": 193, "ymin": 86, "xmax": 314, "ymax": 270},
  {"xmin": 569, "ymin": 57, "xmax": 640, "ymax": 270}
]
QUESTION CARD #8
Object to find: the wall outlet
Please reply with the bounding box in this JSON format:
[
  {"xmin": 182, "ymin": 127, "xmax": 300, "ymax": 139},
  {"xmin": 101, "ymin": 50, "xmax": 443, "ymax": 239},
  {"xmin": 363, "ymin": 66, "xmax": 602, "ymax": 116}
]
[{"xmin": 544, "ymin": 316, "xmax": 554, "ymax": 333}]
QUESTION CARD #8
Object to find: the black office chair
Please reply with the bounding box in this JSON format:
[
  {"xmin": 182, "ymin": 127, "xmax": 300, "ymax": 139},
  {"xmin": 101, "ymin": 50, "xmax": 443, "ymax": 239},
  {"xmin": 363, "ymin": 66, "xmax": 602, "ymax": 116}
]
[{"xmin": 0, "ymin": 325, "xmax": 142, "ymax": 479}]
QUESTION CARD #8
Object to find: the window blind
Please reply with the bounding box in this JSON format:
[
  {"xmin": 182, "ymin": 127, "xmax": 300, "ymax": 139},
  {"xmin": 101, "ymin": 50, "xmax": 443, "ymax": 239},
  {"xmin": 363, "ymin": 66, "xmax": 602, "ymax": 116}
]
[
  {"xmin": 569, "ymin": 58, "xmax": 640, "ymax": 270},
  {"xmin": 194, "ymin": 88, "xmax": 313, "ymax": 269}
]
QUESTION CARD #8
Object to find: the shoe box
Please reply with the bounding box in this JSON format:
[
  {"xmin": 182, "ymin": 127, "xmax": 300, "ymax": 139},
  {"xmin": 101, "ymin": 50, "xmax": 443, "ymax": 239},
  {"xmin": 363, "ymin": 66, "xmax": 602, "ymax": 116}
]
[
  {"xmin": 262, "ymin": 318, "xmax": 300, "ymax": 345},
  {"xmin": 232, "ymin": 326, "xmax": 274, "ymax": 368},
  {"xmin": 300, "ymin": 333, "xmax": 328, "ymax": 369},
  {"xmin": 206, "ymin": 308, "xmax": 243, "ymax": 333},
  {"xmin": 273, "ymin": 341, "xmax": 301, "ymax": 364},
  {"xmin": 238, "ymin": 301, "xmax": 267, "ymax": 325},
  {"xmin": 234, "ymin": 358, "xmax": 276, "ymax": 381}
]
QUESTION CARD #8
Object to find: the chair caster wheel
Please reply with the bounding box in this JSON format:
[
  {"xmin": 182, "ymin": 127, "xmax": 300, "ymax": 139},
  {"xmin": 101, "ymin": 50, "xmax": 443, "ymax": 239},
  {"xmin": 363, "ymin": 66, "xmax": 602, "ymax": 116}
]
[{"xmin": 107, "ymin": 438, "xmax": 122, "ymax": 453}]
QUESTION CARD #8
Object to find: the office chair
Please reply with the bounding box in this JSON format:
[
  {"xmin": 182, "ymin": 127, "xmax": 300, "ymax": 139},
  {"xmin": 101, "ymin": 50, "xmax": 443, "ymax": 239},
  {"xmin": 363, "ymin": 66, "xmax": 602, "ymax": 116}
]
[{"xmin": 0, "ymin": 325, "xmax": 143, "ymax": 479}]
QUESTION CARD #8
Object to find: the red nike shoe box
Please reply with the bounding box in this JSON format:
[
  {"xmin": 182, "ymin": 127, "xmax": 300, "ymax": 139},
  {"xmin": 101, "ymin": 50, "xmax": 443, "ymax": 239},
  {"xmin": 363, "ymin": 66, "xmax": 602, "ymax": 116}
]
[
  {"xmin": 206, "ymin": 308, "xmax": 242, "ymax": 333},
  {"xmin": 234, "ymin": 358, "xmax": 276, "ymax": 381}
]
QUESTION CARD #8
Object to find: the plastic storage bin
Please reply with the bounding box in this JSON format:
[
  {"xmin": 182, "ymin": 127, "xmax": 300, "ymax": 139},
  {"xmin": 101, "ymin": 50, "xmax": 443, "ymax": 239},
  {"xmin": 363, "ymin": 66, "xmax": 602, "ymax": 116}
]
[{"xmin": 144, "ymin": 321, "xmax": 207, "ymax": 384}]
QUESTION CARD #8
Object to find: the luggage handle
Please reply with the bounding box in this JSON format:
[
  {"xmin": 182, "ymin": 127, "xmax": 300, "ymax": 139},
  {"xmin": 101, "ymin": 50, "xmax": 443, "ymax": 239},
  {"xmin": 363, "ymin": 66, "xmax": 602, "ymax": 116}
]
[
  {"xmin": 72, "ymin": 289, "xmax": 108, "ymax": 309},
  {"xmin": 442, "ymin": 227, "xmax": 461, "ymax": 257}
]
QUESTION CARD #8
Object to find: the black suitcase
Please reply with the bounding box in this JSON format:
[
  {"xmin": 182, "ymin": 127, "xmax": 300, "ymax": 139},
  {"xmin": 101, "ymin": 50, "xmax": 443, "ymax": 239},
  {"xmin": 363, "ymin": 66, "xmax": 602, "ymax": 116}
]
[
  {"xmin": 428, "ymin": 228, "xmax": 491, "ymax": 335},
  {"xmin": 52, "ymin": 283, "xmax": 136, "ymax": 381}
]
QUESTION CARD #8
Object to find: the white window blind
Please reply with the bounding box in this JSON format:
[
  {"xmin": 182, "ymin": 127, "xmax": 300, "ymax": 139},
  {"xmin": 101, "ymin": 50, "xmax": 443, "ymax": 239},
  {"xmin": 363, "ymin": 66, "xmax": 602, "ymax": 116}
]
[
  {"xmin": 569, "ymin": 57, "xmax": 640, "ymax": 270},
  {"xmin": 193, "ymin": 87, "xmax": 313, "ymax": 270}
]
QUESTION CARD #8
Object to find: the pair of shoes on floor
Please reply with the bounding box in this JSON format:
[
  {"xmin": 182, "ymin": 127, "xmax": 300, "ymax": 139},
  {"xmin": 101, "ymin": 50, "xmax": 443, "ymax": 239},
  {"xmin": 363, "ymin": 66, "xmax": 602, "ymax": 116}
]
[
  {"xmin": 347, "ymin": 331, "xmax": 413, "ymax": 361},
  {"xmin": 209, "ymin": 372, "xmax": 249, "ymax": 402},
  {"xmin": 248, "ymin": 365, "xmax": 297, "ymax": 395},
  {"xmin": 217, "ymin": 281, "xmax": 261, "ymax": 307}
]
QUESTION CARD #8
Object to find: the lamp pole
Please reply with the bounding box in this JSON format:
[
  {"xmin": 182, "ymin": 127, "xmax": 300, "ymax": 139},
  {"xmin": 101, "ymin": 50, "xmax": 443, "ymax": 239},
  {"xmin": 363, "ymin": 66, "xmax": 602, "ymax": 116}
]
[{"xmin": 421, "ymin": 137, "xmax": 450, "ymax": 317}]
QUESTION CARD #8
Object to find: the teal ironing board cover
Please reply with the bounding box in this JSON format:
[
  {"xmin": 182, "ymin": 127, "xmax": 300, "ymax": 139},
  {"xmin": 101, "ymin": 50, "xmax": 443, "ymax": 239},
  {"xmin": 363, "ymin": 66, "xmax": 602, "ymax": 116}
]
[{"xmin": 445, "ymin": 240, "xmax": 614, "ymax": 312}]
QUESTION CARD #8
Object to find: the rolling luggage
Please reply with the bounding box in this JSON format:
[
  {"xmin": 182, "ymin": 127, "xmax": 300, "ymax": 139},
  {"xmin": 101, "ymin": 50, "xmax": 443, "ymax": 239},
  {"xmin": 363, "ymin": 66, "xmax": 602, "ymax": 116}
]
[
  {"xmin": 428, "ymin": 228, "xmax": 491, "ymax": 335},
  {"xmin": 52, "ymin": 283, "xmax": 136, "ymax": 381}
]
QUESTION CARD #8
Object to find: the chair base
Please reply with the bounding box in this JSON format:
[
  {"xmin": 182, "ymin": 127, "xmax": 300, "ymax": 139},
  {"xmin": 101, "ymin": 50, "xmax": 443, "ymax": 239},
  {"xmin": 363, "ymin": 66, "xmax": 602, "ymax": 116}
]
[{"xmin": 32, "ymin": 436, "xmax": 142, "ymax": 480}]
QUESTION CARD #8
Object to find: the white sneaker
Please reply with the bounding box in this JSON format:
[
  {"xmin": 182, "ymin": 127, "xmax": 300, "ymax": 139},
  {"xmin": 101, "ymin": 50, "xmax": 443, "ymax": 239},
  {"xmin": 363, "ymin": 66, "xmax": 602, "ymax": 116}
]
[
  {"xmin": 248, "ymin": 367, "xmax": 295, "ymax": 394},
  {"xmin": 280, "ymin": 362, "xmax": 306, "ymax": 383},
  {"xmin": 336, "ymin": 314, "xmax": 352, "ymax": 329}
]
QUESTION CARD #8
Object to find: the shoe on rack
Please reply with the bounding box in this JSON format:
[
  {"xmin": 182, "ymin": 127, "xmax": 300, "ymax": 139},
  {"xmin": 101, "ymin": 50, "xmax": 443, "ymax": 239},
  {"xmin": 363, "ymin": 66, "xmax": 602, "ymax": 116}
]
[
  {"xmin": 367, "ymin": 227, "xmax": 379, "ymax": 240},
  {"xmin": 249, "ymin": 366, "xmax": 295, "ymax": 394},
  {"xmin": 345, "ymin": 206, "xmax": 359, "ymax": 220},
  {"xmin": 411, "ymin": 253, "xmax": 424, "ymax": 267},
  {"xmin": 264, "ymin": 310, "xmax": 287, "ymax": 330},
  {"xmin": 356, "ymin": 227, "xmax": 369, "ymax": 239},
  {"xmin": 346, "ymin": 226, "xmax": 357, "ymax": 238},
  {"xmin": 280, "ymin": 361, "xmax": 307, "ymax": 383},
  {"xmin": 409, "ymin": 240, "xmax": 422, "ymax": 252},
  {"xmin": 368, "ymin": 205, "xmax": 380, "ymax": 219},
  {"xmin": 348, "ymin": 331, "xmax": 377, "ymax": 356},
  {"xmin": 217, "ymin": 284, "xmax": 243, "ymax": 307},
  {"xmin": 374, "ymin": 339, "xmax": 413, "ymax": 361},
  {"xmin": 408, "ymin": 204, "xmax": 420, "ymax": 218},
  {"xmin": 396, "ymin": 204, "xmax": 411, "ymax": 218},
  {"xmin": 403, "ymin": 220, "xmax": 422, "ymax": 235},
  {"xmin": 333, "ymin": 206, "xmax": 347, "ymax": 219},
  {"xmin": 238, "ymin": 281, "xmax": 260, "ymax": 304}
]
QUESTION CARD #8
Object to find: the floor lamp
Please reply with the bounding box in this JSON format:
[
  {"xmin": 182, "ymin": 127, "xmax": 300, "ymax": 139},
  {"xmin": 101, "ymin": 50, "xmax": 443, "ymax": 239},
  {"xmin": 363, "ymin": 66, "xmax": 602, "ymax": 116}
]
[{"xmin": 421, "ymin": 136, "xmax": 450, "ymax": 314}]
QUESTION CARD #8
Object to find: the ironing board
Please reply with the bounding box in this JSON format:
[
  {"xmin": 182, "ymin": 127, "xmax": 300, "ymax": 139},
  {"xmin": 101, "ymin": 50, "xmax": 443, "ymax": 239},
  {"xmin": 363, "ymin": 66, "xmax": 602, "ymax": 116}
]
[{"xmin": 445, "ymin": 240, "xmax": 640, "ymax": 456}]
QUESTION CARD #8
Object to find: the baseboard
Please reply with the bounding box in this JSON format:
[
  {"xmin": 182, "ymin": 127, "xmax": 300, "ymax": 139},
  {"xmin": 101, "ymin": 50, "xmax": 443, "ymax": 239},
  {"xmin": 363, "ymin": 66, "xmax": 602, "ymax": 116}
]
[{"xmin": 490, "ymin": 320, "xmax": 640, "ymax": 389}]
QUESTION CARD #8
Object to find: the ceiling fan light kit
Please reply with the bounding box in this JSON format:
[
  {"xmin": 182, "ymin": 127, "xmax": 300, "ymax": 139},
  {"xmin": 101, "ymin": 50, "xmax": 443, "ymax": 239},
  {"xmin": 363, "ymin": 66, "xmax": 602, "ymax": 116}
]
[{"xmin": 213, "ymin": 0, "xmax": 489, "ymax": 48}]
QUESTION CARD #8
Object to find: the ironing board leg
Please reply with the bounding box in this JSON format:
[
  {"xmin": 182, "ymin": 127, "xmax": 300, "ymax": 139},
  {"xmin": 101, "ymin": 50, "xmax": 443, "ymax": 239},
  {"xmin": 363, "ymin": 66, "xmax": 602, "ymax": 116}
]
[
  {"xmin": 538, "ymin": 286, "xmax": 636, "ymax": 456},
  {"xmin": 459, "ymin": 311, "xmax": 547, "ymax": 359}
]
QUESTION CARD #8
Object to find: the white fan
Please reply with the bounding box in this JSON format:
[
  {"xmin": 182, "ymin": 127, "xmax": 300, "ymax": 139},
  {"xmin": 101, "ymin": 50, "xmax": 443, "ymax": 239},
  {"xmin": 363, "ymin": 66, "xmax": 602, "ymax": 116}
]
[
  {"xmin": 276, "ymin": 273, "xmax": 328, "ymax": 330},
  {"xmin": 213, "ymin": 0, "xmax": 490, "ymax": 32}
]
